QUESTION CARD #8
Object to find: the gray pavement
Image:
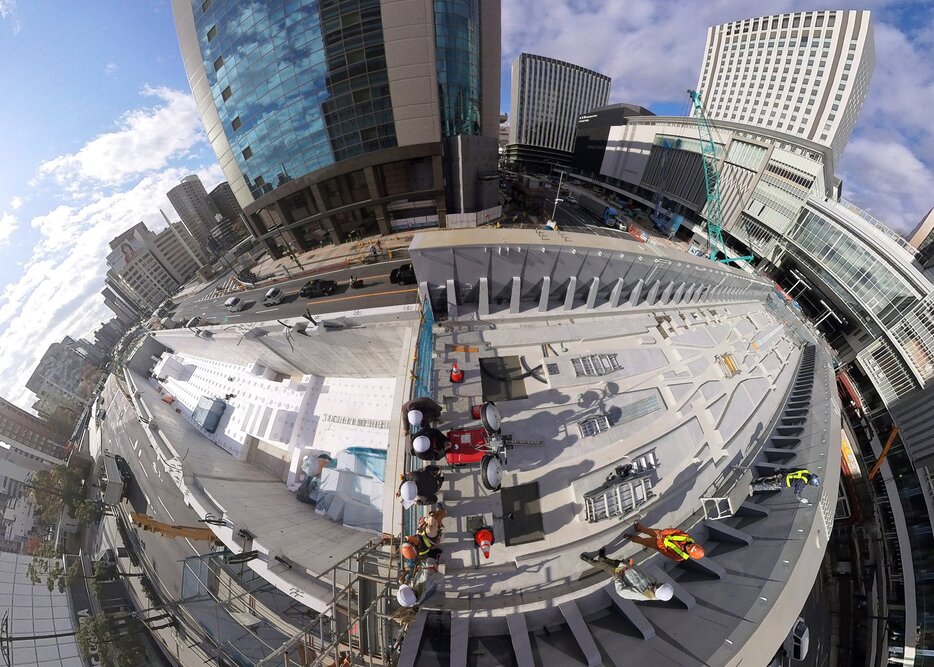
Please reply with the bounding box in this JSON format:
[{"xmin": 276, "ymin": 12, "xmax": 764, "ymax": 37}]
[{"xmin": 99, "ymin": 374, "xmax": 210, "ymax": 600}]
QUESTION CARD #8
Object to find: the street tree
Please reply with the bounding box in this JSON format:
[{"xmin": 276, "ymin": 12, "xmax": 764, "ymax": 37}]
[
  {"xmin": 28, "ymin": 465, "xmax": 86, "ymax": 525},
  {"xmin": 75, "ymin": 612, "xmax": 147, "ymax": 667}
]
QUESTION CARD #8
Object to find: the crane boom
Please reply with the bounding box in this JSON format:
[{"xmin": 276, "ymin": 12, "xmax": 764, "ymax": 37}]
[
  {"xmin": 130, "ymin": 512, "xmax": 218, "ymax": 541},
  {"xmin": 687, "ymin": 89, "xmax": 754, "ymax": 264}
]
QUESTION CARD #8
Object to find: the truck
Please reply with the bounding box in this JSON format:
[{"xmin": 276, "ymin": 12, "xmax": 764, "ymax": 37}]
[
  {"xmin": 98, "ymin": 452, "xmax": 127, "ymax": 505},
  {"xmin": 578, "ymin": 193, "xmax": 621, "ymax": 227}
]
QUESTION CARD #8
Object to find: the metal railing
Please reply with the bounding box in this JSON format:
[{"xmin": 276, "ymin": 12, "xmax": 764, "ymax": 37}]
[{"xmin": 838, "ymin": 198, "xmax": 919, "ymax": 257}]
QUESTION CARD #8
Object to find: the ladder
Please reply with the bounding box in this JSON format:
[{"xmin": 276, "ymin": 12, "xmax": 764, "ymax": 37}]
[{"xmin": 584, "ymin": 477, "xmax": 654, "ymax": 523}]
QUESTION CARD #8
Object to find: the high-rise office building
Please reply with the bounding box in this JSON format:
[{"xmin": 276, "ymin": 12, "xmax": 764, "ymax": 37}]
[
  {"xmin": 504, "ymin": 53, "xmax": 611, "ymax": 171},
  {"xmin": 0, "ymin": 397, "xmax": 68, "ymax": 467},
  {"xmin": 26, "ymin": 337, "xmax": 103, "ymax": 420},
  {"xmin": 103, "ymin": 222, "xmax": 200, "ymax": 314},
  {"xmin": 167, "ymin": 175, "xmax": 219, "ymax": 255},
  {"xmin": 171, "ymin": 0, "xmax": 501, "ymax": 258},
  {"xmin": 696, "ymin": 10, "xmax": 874, "ymax": 163},
  {"xmin": 208, "ymin": 181, "xmax": 244, "ymax": 225},
  {"xmin": 908, "ymin": 207, "xmax": 934, "ymax": 269}
]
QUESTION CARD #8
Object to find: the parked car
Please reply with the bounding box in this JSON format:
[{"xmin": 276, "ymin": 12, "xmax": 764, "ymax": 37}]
[
  {"xmin": 224, "ymin": 296, "xmax": 245, "ymax": 312},
  {"xmin": 782, "ymin": 618, "xmax": 810, "ymax": 661},
  {"xmin": 565, "ymin": 195, "xmax": 578, "ymax": 206},
  {"xmin": 300, "ymin": 279, "xmax": 338, "ymax": 298},
  {"xmin": 262, "ymin": 287, "xmax": 284, "ymax": 306},
  {"xmin": 389, "ymin": 263, "xmax": 417, "ymax": 285}
]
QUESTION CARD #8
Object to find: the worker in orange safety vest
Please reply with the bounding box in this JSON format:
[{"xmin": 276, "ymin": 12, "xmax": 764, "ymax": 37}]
[{"xmin": 626, "ymin": 521, "xmax": 705, "ymax": 561}]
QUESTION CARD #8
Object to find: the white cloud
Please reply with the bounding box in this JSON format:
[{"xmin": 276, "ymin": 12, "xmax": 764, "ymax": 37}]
[
  {"xmin": 0, "ymin": 212, "xmax": 16, "ymax": 245},
  {"xmin": 0, "ymin": 162, "xmax": 224, "ymax": 410},
  {"xmin": 35, "ymin": 86, "xmax": 206, "ymax": 188},
  {"xmin": 0, "ymin": 0, "xmax": 19, "ymax": 34},
  {"xmin": 0, "ymin": 85, "xmax": 225, "ymax": 410},
  {"xmin": 104, "ymin": 61, "xmax": 119, "ymax": 77}
]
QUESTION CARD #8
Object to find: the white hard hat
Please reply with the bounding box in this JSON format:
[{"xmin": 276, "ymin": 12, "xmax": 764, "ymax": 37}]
[
  {"xmin": 396, "ymin": 584, "xmax": 418, "ymax": 607},
  {"xmin": 413, "ymin": 435, "xmax": 430, "ymax": 453},
  {"xmin": 407, "ymin": 409, "xmax": 424, "ymax": 428},
  {"xmin": 654, "ymin": 583, "xmax": 674, "ymax": 601},
  {"xmin": 400, "ymin": 481, "xmax": 418, "ymax": 508}
]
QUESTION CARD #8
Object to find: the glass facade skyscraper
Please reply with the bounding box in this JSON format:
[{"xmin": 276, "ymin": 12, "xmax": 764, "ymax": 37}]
[
  {"xmin": 193, "ymin": 0, "xmax": 397, "ymax": 200},
  {"xmin": 434, "ymin": 0, "xmax": 481, "ymax": 137},
  {"xmin": 173, "ymin": 0, "xmax": 501, "ymax": 257}
]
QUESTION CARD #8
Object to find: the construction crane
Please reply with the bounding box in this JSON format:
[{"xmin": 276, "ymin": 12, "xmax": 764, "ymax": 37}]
[
  {"xmin": 130, "ymin": 512, "xmax": 218, "ymax": 541},
  {"xmin": 687, "ymin": 89, "xmax": 754, "ymax": 264}
]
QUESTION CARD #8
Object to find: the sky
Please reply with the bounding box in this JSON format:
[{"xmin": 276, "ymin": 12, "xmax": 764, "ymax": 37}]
[{"xmin": 1, "ymin": 1, "xmax": 933, "ymax": 412}]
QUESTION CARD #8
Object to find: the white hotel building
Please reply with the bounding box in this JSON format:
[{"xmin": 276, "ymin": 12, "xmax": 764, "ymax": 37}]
[{"xmin": 697, "ymin": 9, "xmax": 874, "ymax": 162}]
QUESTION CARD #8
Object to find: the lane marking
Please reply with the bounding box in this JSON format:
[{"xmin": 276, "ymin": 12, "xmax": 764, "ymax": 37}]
[
  {"xmin": 139, "ymin": 464, "xmax": 149, "ymax": 479},
  {"xmin": 255, "ymin": 308, "xmax": 277, "ymax": 313},
  {"xmin": 184, "ymin": 539, "xmax": 201, "ymax": 555},
  {"xmin": 309, "ymin": 286, "xmax": 418, "ymax": 306},
  {"xmin": 158, "ymin": 497, "xmax": 175, "ymax": 522}
]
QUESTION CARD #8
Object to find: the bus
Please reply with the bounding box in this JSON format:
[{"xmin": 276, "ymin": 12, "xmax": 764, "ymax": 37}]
[{"xmin": 98, "ymin": 452, "xmax": 126, "ymax": 505}]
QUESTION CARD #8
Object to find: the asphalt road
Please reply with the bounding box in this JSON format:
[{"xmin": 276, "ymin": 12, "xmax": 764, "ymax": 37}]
[
  {"xmin": 171, "ymin": 258, "xmax": 419, "ymax": 326},
  {"xmin": 99, "ymin": 374, "xmax": 210, "ymax": 600}
]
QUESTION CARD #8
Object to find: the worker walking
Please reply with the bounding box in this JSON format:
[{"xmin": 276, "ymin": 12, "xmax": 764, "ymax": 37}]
[
  {"xmin": 749, "ymin": 468, "xmax": 821, "ymax": 503},
  {"xmin": 410, "ymin": 428, "xmax": 450, "ymax": 461},
  {"xmin": 626, "ymin": 522, "xmax": 705, "ymax": 561},
  {"xmin": 402, "ymin": 396, "xmax": 444, "ymax": 435},
  {"xmin": 397, "ymin": 466, "xmax": 444, "ymax": 508},
  {"xmin": 580, "ymin": 549, "xmax": 674, "ymax": 602}
]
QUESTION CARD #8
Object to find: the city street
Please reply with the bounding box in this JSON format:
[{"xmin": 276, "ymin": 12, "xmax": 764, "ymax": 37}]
[
  {"xmin": 99, "ymin": 375, "xmax": 211, "ymax": 600},
  {"xmin": 171, "ymin": 257, "xmax": 419, "ymax": 326}
]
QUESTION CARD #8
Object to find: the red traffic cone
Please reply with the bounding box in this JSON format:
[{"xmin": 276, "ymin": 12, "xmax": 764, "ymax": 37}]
[
  {"xmin": 475, "ymin": 527, "xmax": 494, "ymax": 559},
  {"xmin": 450, "ymin": 362, "xmax": 464, "ymax": 383}
]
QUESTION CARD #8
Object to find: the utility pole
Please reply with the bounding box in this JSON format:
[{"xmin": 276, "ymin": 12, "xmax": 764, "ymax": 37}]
[
  {"xmin": 550, "ymin": 170, "xmax": 565, "ymax": 224},
  {"xmin": 161, "ymin": 209, "xmax": 206, "ymax": 268}
]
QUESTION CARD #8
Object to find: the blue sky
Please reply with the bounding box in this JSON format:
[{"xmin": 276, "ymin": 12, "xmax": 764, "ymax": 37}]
[{"xmin": 1, "ymin": 0, "xmax": 933, "ymax": 411}]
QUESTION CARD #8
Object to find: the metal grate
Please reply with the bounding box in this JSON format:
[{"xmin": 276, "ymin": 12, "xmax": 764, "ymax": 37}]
[
  {"xmin": 546, "ymin": 363, "xmax": 560, "ymax": 376},
  {"xmin": 572, "ymin": 353, "xmax": 621, "ymax": 377},
  {"xmin": 616, "ymin": 395, "xmax": 662, "ymax": 424},
  {"xmin": 579, "ymin": 415, "xmax": 611, "ymax": 437}
]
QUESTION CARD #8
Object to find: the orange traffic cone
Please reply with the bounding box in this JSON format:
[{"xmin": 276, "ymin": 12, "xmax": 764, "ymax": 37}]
[
  {"xmin": 450, "ymin": 362, "xmax": 464, "ymax": 383},
  {"xmin": 475, "ymin": 527, "xmax": 494, "ymax": 559}
]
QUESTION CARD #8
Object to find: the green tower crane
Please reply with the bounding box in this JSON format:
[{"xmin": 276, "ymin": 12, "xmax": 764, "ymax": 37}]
[{"xmin": 687, "ymin": 89, "xmax": 754, "ymax": 264}]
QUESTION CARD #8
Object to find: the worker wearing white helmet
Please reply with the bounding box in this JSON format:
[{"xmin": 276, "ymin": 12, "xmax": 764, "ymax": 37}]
[
  {"xmin": 580, "ymin": 549, "xmax": 675, "ymax": 602},
  {"xmin": 410, "ymin": 427, "xmax": 451, "ymax": 462},
  {"xmin": 401, "ymin": 397, "xmax": 444, "ymax": 435},
  {"xmin": 397, "ymin": 466, "xmax": 444, "ymax": 508}
]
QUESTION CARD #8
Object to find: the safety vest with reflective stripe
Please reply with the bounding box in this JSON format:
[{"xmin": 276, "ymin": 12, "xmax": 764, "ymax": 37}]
[
  {"xmin": 415, "ymin": 533, "xmax": 434, "ymax": 556},
  {"xmin": 662, "ymin": 533, "xmax": 695, "ymax": 560},
  {"xmin": 785, "ymin": 469, "xmax": 811, "ymax": 487}
]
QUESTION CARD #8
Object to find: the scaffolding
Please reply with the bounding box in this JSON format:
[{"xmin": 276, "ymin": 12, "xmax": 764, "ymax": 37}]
[{"xmin": 255, "ymin": 538, "xmax": 404, "ymax": 667}]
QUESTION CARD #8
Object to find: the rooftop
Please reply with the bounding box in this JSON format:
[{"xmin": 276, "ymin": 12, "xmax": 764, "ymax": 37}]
[{"xmin": 125, "ymin": 229, "xmax": 840, "ymax": 665}]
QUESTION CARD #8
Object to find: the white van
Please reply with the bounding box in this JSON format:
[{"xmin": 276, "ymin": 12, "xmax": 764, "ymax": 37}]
[
  {"xmin": 262, "ymin": 287, "xmax": 284, "ymax": 306},
  {"xmin": 224, "ymin": 296, "xmax": 244, "ymax": 312}
]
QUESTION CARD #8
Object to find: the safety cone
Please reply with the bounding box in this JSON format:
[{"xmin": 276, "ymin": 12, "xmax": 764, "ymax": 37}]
[
  {"xmin": 450, "ymin": 362, "xmax": 464, "ymax": 383},
  {"xmin": 475, "ymin": 527, "xmax": 494, "ymax": 559}
]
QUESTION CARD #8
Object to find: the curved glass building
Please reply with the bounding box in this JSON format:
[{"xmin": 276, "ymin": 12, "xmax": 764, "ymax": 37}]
[{"xmin": 172, "ymin": 0, "xmax": 501, "ymax": 257}]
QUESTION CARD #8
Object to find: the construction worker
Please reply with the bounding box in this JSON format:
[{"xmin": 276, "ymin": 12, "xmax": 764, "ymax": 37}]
[
  {"xmin": 749, "ymin": 468, "xmax": 822, "ymax": 503},
  {"xmin": 396, "ymin": 560, "xmax": 442, "ymax": 608},
  {"xmin": 397, "ymin": 466, "xmax": 444, "ymax": 508},
  {"xmin": 580, "ymin": 549, "xmax": 674, "ymax": 602},
  {"xmin": 402, "ymin": 396, "xmax": 444, "ymax": 435},
  {"xmin": 410, "ymin": 428, "xmax": 450, "ymax": 461},
  {"xmin": 626, "ymin": 522, "xmax": 705, "ymax": 561}
]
